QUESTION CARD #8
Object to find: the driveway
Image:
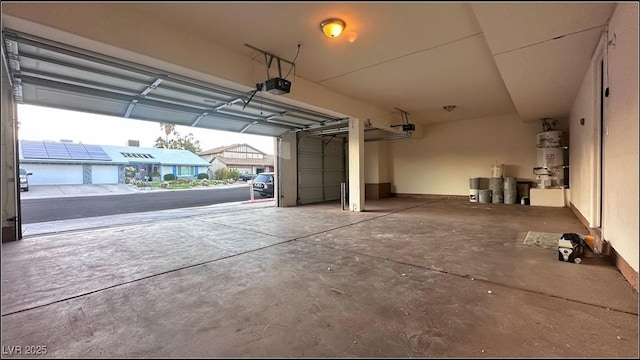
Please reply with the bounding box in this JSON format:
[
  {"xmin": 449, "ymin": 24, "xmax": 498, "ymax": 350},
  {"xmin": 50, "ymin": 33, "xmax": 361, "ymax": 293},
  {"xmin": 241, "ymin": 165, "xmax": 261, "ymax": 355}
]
[{"xmin": 19, "ymin": 183, "xmax": 273, "ymax": 236}]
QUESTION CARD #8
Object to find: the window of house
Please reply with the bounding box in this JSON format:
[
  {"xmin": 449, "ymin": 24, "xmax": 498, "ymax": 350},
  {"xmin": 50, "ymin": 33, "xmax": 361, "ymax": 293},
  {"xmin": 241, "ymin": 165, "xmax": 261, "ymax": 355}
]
[{"xmin": 177, "ymin": 166, "xmax": 194, "ymax": 176}]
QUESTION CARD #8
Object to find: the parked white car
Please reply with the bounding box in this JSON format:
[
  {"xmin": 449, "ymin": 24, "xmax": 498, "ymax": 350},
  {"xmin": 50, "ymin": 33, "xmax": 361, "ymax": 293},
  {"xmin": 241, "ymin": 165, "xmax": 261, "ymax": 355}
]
[{"xmin": 20, "ymin": 168, "xmax": 32, "ymax": 192}]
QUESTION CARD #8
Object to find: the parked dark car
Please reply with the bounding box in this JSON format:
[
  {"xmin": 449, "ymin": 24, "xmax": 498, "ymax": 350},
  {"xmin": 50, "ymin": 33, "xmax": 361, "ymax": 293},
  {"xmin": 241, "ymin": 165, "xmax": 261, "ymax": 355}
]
[
  {"xmin": 252, "ymin": 172, "xmax": 274, "ymax": 198},
  {"xmin": 239, "ymin": 173, "xmax": 257, "ymax": 181},
  {"xmin": 19, "ymin": 168, "xmax": 32, "ymax": 192}
]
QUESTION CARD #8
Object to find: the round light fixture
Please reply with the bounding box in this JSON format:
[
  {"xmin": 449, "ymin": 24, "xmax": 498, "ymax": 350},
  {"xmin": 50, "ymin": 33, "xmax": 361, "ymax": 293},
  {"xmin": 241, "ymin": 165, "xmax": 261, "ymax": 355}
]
[{"xmin": 321, "ymin": 18, "xmax": 346, "ymax": 38}]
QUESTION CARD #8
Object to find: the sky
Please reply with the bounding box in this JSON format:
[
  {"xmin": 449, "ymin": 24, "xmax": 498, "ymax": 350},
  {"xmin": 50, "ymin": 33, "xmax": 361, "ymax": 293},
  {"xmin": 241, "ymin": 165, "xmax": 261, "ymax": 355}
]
[{"xmin": 16, "ymin": 104, "xmax": 276, "ymax": 154}]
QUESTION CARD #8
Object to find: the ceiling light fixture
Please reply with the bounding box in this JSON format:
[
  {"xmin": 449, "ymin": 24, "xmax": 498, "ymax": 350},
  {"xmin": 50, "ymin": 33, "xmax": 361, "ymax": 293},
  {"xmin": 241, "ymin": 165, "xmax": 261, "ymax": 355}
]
[
  {"xmin": 321, "ymin": 18, "xmax": 346, "ymax": 38},
  {"xmin": 443, "ymin": 105, "xmax": 457, "ymax": 112}
]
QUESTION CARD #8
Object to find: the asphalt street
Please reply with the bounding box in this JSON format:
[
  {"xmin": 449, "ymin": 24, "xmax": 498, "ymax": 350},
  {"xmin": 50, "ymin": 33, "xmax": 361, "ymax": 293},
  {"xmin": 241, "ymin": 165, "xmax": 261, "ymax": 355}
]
[{"xmin": 21, "ymin": 186, "xmax": 253, "ymax": 223}]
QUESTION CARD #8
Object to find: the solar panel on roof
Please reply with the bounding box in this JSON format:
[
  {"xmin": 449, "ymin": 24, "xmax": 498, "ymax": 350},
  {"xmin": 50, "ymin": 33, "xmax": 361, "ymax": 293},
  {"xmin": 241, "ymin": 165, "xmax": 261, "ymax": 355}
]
[
  {"xmin": 22, "ymin": 140, "xmax": 50, "ymax": 158},
  {"xmin": 19, "ymin": 141, "xmax": 112, "ymax": 161},
  {"xmin": 64, "ymin": 143, "xmax": 93, "ymax": 160},
  {"xmin": 83, "ymin": 145, "xmax": 111, "ymax": 161}
]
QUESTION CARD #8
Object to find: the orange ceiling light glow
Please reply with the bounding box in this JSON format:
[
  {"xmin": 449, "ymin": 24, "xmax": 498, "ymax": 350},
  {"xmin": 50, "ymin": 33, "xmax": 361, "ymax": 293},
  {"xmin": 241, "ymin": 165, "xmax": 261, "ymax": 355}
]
[{"xmin": 320, "ymin": 18, "xmax": 346, "ymax": 38}]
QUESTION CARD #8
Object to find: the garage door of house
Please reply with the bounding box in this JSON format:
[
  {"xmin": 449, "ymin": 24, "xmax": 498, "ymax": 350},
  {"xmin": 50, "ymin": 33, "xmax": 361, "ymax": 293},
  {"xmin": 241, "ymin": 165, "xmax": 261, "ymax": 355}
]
[
  {"xmin": 297, "ymin": 136, "xmax": 345, "ymax": 204},
  {"xmin": 27, "ymin": 164, "xmax": 83, "ymax": 185},
  {"xmin": 91, "ymin": 165, "xmax": 119, "ymax": 184}
]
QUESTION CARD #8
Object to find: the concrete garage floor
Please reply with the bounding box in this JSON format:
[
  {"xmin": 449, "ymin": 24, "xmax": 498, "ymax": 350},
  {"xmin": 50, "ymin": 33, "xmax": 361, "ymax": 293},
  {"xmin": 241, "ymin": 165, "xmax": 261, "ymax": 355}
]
[{"xmin": 1, "ymin": 198, "xmax": 638, "ymax": 358}]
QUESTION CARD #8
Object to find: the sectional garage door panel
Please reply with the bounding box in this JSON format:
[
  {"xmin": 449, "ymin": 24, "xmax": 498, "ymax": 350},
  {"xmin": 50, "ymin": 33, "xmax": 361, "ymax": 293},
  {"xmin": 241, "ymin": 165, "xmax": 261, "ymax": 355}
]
[
  {"xmin": 297, "ymin": 136, "xmax": 345, "ymax": 205},
  {"xmin": 26, "ymin": 164, "xmax": 83, "ymax": 185},
  {"xmin": 4, "ymin": 29, "xmax": 348, "ymax": 141},
  {"xmin": 91, "ymin": 165, "xmax": 119, "ymax": 184}
]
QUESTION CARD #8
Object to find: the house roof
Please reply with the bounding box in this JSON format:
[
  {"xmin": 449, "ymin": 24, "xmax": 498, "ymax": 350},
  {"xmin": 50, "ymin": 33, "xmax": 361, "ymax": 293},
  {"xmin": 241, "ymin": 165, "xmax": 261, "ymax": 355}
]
[
  {"xmin": 199, "ymin": 143, "xmax": 265, "ymax": 156},
  {"xmin": 19, "ymin": 140, "xmax": 209, "ymax": 166},
  {"xmin": 214, "ymin": 155, "xmax": 274, "ymax": 167}
]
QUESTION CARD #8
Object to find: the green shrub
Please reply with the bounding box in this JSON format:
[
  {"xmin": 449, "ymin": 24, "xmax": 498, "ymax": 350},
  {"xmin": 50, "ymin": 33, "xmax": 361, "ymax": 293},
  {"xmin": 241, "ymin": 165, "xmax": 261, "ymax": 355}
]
[
  {"xmin": 160, "ymin": 181, "xmax": 169, "ymax": 189},
  {"xmin": 136, "ymin": 181, "xmax": 146, "ymax": 188},
  {"xmin": 197, "ymin": 173, "xmax": 209, "ymax": 180},
  {"xmin": 214, "ymin": 168, "xmax": 239, "ymax": 181},
  {"xmin": 228, "ymin": 169, "xmax": 239, "ymax": 182},
  {"xmin": 164, "ymin": 173, "xmax": 176, "ymax": 181},
  {"xmin": 125, "ymin": 177, "xmax": 131, "ymax": 184},
  {"xmin": 201, "ymin": 179, "xmax": 209, "ymax": 186}
]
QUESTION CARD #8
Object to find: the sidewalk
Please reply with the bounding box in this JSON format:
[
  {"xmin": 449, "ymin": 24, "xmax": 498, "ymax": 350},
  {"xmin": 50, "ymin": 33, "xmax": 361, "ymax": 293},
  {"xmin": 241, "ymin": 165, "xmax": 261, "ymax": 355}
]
[{"xmin": 20, "ymin": 182, "xmax": 253, "ymax": 200}]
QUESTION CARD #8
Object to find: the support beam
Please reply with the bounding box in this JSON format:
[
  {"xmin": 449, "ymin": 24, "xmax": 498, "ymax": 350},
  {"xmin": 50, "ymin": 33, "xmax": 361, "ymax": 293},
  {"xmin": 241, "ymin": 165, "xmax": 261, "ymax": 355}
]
[
  {"xmin": 348, "ymin": 117, "xmax": 365, "ymax": 212},
  {"xmin": 1, "ymin": 52, "xmax": 19, "ymax": 241},
  {"xmin": 276, "ymin": 132, "xmax": 298, "ymax": 207}
]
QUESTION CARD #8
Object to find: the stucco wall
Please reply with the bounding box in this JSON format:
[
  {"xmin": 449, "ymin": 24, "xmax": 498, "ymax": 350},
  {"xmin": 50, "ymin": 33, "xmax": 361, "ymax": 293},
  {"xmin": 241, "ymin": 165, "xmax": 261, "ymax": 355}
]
[
  {"xmin": 569, "ymin": 34, "xmax": 601, "ymax": 228},
  {"xmin": 389, "ymin": 113, "xmax": 554, "ymax": 196},
  {"xmin": 364, "ymin": 142, "xmax": 380, "ymax": 184},
  {"xmin": 602, "ymin": 4, "xmax": 638, "ymax": 271},
  {"xmin": 569, "ymin": 3, "xmax": 638, "ymax": 273}
]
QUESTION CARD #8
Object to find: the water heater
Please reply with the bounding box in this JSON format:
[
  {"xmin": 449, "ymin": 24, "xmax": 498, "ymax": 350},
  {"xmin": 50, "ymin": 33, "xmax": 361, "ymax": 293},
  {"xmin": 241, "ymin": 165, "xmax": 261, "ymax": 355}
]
[{"xmin": 534, "ymin": 131, "xmax": 565, "ymax": 188}]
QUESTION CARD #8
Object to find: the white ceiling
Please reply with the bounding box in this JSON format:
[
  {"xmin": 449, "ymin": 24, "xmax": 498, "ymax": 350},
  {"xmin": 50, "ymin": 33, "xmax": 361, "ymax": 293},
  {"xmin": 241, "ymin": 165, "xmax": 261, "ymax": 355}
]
[
  {"xmin": 121, "ymin": 2, "xmax": 616, "ymax": 124},
  {"xmin": 3, "ymin": 2, "xmax": 617, "ymax": 125}
]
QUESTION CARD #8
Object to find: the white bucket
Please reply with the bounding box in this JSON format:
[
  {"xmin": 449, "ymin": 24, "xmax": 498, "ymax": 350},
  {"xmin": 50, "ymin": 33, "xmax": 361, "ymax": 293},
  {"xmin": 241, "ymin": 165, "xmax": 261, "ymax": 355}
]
[
  {"xmin": 469, "ymin": 189, "xmax": 479, "ymax": 202},
  {"xmin": 491, "ymin": 164, "xmax": 504, "ymax": 178}
]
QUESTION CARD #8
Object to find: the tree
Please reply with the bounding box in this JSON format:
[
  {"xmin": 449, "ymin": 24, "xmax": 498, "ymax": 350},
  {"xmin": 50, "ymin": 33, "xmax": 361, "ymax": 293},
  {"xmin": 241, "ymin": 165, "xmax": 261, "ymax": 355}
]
[
  {"xmin": 154, "ymin": 123, "xmax": 202, "ymax": 154},
  {"xmin": 161, "ymin": 123, "xmax": 175, "ymax": 144}
]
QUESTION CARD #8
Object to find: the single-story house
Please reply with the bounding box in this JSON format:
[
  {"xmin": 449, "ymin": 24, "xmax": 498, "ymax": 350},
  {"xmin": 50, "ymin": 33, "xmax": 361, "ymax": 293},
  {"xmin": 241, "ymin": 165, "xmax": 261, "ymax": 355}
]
[
  {"xmin": 198, "ymin": 143, "xmax": 274, "ymax": 174},
  {"xmin": 19, "ymin": 140, "xmax": 210, "ymax": 185}
]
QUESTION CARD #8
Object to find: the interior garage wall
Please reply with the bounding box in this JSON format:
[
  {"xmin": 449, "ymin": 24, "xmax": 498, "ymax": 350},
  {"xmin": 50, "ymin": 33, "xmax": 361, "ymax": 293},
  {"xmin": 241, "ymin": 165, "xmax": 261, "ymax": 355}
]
[
  {"xmin": 570, "ymin": 3, "xmax": 638, "ymax": 277},
  {"xmin": 364, "ymin": 142, "xmax": 380, "ymax": 183},
  {"xmin": 568, "ymin": 35, "xmax": 601, "ymax": 229},
  {"xmin": 388, "ymin": 113, "xmax": 562, "ymax": 196},
  {"xmin": 600, "ymin": 4, "xmax": 639, "ymax": 274},
  {"xmin": 1, "ymin": 50, "xmax": 18, "ymax": 242},
  {"xmin": 364, "ymin": 141, "xmax": 391, "ymax": 199}
]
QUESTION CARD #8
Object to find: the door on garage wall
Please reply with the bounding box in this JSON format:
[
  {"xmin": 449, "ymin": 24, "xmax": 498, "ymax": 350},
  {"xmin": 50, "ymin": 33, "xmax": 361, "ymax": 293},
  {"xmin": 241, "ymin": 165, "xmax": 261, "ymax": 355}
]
[{"xmin": 297, "ymin": 135, "xmax": 345, "ymax": 205}]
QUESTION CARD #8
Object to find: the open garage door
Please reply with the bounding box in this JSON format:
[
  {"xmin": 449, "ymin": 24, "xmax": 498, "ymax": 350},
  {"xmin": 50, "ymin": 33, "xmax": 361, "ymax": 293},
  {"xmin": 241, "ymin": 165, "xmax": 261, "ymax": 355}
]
[
  {"xmin": 2, "ymin": 28, "xmax": 355, "ymax": 225},
  {"xmin": 2, "ymin": 29, "xmax": 348, "ymax": 141},
  {"xmin": 297, "ymin": 135, "xmax": 345, "ymax": 205}
]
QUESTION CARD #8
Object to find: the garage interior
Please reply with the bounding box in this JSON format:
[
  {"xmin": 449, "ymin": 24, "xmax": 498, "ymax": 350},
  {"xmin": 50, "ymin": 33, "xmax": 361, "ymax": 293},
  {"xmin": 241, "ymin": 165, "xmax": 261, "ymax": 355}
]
[{"xmin": 1, "ymin": 2, "xmax": 638, "ymax": 358}]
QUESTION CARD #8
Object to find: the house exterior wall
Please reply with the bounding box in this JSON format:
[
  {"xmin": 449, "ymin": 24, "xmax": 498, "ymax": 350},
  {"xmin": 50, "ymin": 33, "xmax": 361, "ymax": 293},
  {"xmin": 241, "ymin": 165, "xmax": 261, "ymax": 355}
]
[
  {"xmin": 209, "ymin": 159, "xmax": 226, "ymax": 174},
  {"xmin": 161, "ymin": 165, "xmax": 173, "ymax": 179},
  {"xmin": 222, "ymin": 144, "xmax": 264, "ymax": 159},
  {"xmin": 199, "ymin": 154, "xmax": 215, "ymax": 163}
]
